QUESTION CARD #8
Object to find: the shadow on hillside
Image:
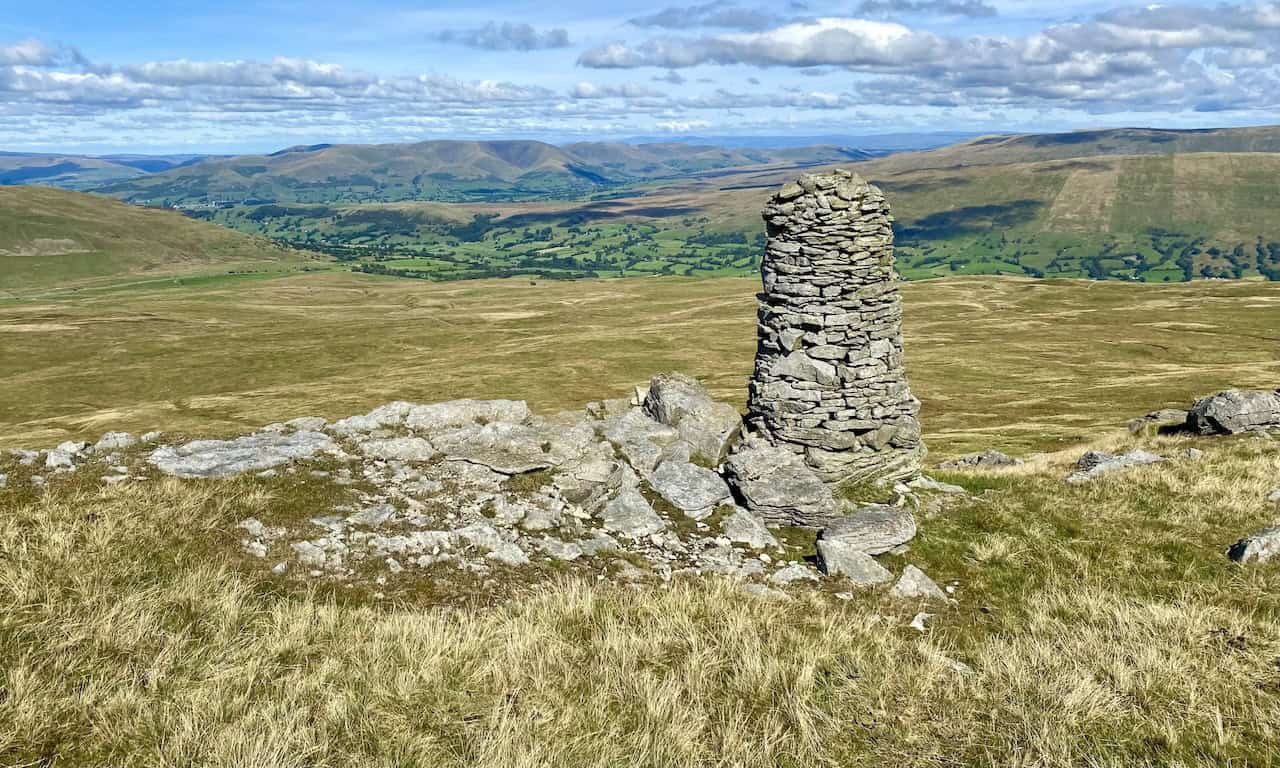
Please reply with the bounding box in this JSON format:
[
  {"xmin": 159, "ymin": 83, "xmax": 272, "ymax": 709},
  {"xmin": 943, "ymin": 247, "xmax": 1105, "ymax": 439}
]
[{"xmin": 896, "ymin": 199, "xmax": 1043, "ymax": 239}]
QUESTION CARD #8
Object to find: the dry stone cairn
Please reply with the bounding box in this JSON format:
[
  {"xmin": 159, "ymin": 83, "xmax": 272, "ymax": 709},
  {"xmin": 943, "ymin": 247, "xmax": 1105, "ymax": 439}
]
[{"xmin": 745, "ymin": 169, "xmax": 924, "ymax": 484}]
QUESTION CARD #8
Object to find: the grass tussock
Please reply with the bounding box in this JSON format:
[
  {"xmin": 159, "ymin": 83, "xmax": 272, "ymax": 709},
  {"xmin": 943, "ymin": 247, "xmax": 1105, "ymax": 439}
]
[{"xmin": 2, "ymin": 432, "xmax": 1280, "ymax": 766}]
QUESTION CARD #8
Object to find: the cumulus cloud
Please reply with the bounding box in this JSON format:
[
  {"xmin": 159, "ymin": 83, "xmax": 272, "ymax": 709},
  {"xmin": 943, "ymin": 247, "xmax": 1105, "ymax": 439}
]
[
  {"xmin": 579, "ymin": 2, "xmax": 1280, "ymax": 113},
  {"xmin": 856, "ymin": 0, "xmax": 996, "ymax": 17},
  {"xmin": 434, "ymin": 22, "xmax": 570, "ymax": 51},
  {"xmin": 570, "ymin": 81, "xmax": 665, "ymax": 99},
  {"xmin": 629, "ymin": 2, "xmax": 783, "ymax": 31}
]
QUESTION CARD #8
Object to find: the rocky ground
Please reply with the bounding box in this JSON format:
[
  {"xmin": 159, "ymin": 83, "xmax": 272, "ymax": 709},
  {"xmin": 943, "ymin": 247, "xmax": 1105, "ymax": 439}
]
[{"xmin": 3, "ymin": 379, "xmax": 1278, "ymax": 610}]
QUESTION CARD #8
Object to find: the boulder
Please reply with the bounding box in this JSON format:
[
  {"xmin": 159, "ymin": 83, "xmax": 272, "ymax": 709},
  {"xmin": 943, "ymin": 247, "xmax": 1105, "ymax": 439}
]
[
  {"xmin": 601, "ymin": 488, "xmax": 667, "ymax": 538},
  {"xmin": 889, "ymin": 565, "xmax": 947, "ymax": 601},
  {"xmin": 642, "ymin": 373, "xmax": 742, "ymax": 463},
  {"xmin": 721, "ymin": 508, "xmax": 779, "ymax": 550},
  {"xmin": 1268, "ymin": 489, "xmax": 1280, "ymax": 504},
  {"xmin": 723, "ymin": 439, "xmax": 838, "ymax": 527},
  {"xmin": 937, "ymin": 450, "xmax": 1021, "ymax": 470},
  {"xmin": 1227, "ymin": 527, "xmax": 1280, "ymax": 564},
  {"xmin": 486, "ymin": 542, "xmax": 530, "ymax": 566},
  {"xmin": 815, "ymin": 540, "xmax": 892, "ymax": 585},
  {"xmin": 818, "ymin": 504, "xmax": 916, "ymax": 555},
  {"xmin": 1066, "ymin": 449, "xmax": 1162, "ymax": 484},
  {"xmin": 405, "ymin": 399, "xmax": 530, "ymax": 433},
  {"xmin": 602, "ymin": 408, "xmax": 679, "ymax": 474},
  {"xmin": 148, "ymin": 431, "xmax": 337, "ymax": 478},
  {"xmin": 648, "ymin": 459, "xmax": 732, "ymax": 520},
  {"xmin": 1186, "ymin": 389, "xmax": 1280, "ymax": 435}
]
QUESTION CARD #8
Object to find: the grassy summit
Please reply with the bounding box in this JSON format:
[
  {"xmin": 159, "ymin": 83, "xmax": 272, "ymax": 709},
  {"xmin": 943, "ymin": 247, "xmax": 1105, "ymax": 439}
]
[
  {"xmin": 1, "ymin": 274, "xmax": 1279, "ymax": 766},
  {"xmin": 0, "ymin": 186, "xmax": 318, "ymax": 295}
]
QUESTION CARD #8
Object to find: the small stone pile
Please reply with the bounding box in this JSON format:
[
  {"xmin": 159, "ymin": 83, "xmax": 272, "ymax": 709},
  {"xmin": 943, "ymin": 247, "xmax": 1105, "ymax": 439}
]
[{"xmin": 745, "ymin": 169, "xmax": 924, "ymax": 486}]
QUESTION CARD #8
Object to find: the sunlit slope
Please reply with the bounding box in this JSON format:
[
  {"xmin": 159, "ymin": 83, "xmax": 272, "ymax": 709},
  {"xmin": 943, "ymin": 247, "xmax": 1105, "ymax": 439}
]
[{"xmin": 0, "ymin": 186, "xmax": 316, "ymax": 294}]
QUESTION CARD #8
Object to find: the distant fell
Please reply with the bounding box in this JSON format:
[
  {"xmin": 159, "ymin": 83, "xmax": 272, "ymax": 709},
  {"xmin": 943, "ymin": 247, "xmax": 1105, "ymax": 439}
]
[{"xmin": 90, "ymin": 139, "xmax": 871, "ymax": 206}]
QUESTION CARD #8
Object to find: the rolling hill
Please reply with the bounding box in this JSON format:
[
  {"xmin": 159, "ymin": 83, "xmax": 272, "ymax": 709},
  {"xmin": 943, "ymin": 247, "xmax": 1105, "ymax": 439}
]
[
  {"xmin": 91, "ymin": 140, "xmax": 873, "ymax": 205},
  {"xmin": 0, "ymin": 187, "xmax": 319, "ymax": 295},
  {"xmin": 0, "ymin": 151, "xmax": 212, "ymax": 191},
  {"xmin": 195, "ymin": 126, "xmax": 1280, "ymax": 283}
]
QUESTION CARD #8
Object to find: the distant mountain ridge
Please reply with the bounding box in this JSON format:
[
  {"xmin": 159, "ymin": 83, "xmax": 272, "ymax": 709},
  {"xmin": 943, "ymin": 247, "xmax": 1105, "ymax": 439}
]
[
  {"xmin": 0, "ymin": 152, "xmax": 216, "ymax": 190},
  {"xmin": 89, "ymin": 139, "xmax": 874, "ymax": 206}
]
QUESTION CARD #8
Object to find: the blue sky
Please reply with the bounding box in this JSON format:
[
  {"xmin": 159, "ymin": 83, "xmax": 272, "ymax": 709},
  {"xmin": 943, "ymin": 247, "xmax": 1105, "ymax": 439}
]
[{"xmin": 2, "ymin": 0, "xmax": 1278, "ymax": 153}]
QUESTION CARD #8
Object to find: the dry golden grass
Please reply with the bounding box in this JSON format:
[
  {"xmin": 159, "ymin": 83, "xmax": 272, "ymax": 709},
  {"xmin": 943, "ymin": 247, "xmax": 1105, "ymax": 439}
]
[
  {"xmin": 3, "ymin": 274, "xmax": 1278, "ymax": 460},
  {"xmin": 2, "ymin": 428, "xmax": 1279, "ymax": 765}
]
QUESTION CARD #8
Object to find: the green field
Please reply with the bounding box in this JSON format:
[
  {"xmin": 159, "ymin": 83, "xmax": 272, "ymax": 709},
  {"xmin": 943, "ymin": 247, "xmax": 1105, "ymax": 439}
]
[{"xmin": 185, "ymin": 150, "xmax": 1280, "ymax": 283}]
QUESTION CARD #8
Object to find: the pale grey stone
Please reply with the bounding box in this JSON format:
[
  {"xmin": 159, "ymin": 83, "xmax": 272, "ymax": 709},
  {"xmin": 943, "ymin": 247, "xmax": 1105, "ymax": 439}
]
[
  {"xmin": 1187, "ymin": 389, "xmax": 1280, "ymax": 435},
  {"xmin": 816, "ymin": 540, "xmax": 893, "ymax": 585},
  {"xmin": 487, "ymin": 542, "xmax": 530, "ymax": 566},
  {"xmin": 1066, "ymin": 449, "xmax": 1163, "ymax": 484},
  {"xmin": 721, "ymin": 508, "xmax": 779, "ymax": 550},
  {"xmin": 907, "ymin": 476, "xmax": 966, "ymax": 494},
  {"xmin": 11, "ymin": 449, "xmax": 38, "ymax": 466},
  {"xmin": 369, "ymin": 531, "xmax": 453, "ymax": 556},
  {"xmin": 405, "ymin": 399, "xmax": 530, "ymax": 433},
  {"xmin": 93, "ymin": 432, "xmax": 137, "ymax": 453},
  {"xmin": 271, "ymin": 562, "xmax": 289, "ymax": 575},
  {"xmin": 601, "ymin": 488, "xmax": 666, "ymax": 538},
  {"xmin": 602, "ymin": 408, "xmax": 679, "ymax": 474},
  {"xmin": 579, "ymin": 531, "xmax": 620, "ymax": 555},
  {"xmin": 1228, "ymin": 527, "xmax": 1280, "ymax": 564},
  {"xmin": 519, "ymin": 494, "xmax": 565, "ymax": 532},
  {"xmin": 739, "ymin": 583, "xmax": 793, "ymax": 601},
  {"xmin": 648, "ymin": 460, "xmax": 731, "ymax": 519},
  {"xmin": 642, "ymin": 373, "xmax": 742, "ymax": 463},
  {"xmin": 937, "ymin": 450, "xmax": 1022, "ymax": 470},
  {"xmin": 286, "ymin": 416, "xmax": 328, "ymax": 432},
  {"xmin": 358, "ymin": 437, "xmax": 436, "ymax": 462},
  {"xmin": 723, "ymin": 439, "xmax": 838, "ymax": 527},
  {"xmin": 539, "ymin": 538, "xmax": 584, "ymax": 561},
  {"xmin": 768, "ymin": 563, "xmax": 820, "ymax": 585},
  {"xmin": 1268, "ymin": 489, "xmax": 1280, "ymax": 504},
  {"xmin": 330, "ymin": 401, "xmax": 417, "ymax": 435},
  {"xmin": 819, "ymin": 504, "xmax": 917, "ymax": 555},
  {"xmin": 889, "ymin": 565, "xmax": 948, "ymax": 601},
  {"xmin": 291, "ymin": 541, "xmax": 327, "ymax": 568},
  {"xmin": 456, "ymin": 522, "xmax": 505, "ymax": 552},
  {"xmin": 434, "ymin": 422, "xmax": 556, "ymax": 475},
  {"xmin": 140, "ymin": 431, "xmax": 163, "ymax": 443},
  {"xmin": 148, "ymin": 431, "xmax": 337, "ymax": 478},
  {"xmin": 348, "ymin": 504, "xmax": 396, "ymax": 527},
  {"xmin": 0, "ymin": 473, "xmax": 7, "ymax": 488}
]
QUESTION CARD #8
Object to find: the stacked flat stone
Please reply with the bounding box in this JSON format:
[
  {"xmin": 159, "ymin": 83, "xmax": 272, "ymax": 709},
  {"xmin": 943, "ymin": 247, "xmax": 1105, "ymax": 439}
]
[{"xmin": 745, "ymin": 169, "xmax": 925, "ymax": 484}]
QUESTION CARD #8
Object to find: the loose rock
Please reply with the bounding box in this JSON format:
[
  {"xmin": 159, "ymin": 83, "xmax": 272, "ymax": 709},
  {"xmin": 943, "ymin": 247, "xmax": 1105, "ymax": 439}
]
[
  {"xmin": 819, "ymin": 504, "xmax": 916, "ymax": 555},
  {"xmin": 1227, "ymin": 527, "xmax": 1280, "ymax": 564},
  {"xmin": 816, "ymin": 540, "xmax": 892, "ymax": 585},
  {"xmin": 1066, "ymin": 449, "xmax": 1162, "ymax": 484},
  {"xmin": 889, "ymin": 565, "xmax": 948, "ymax": 601},
  {"xmin": 648, "ymin": 459, "xmax": 731, "ymax": 519},
  {"xmin": 723, "ymin": 438, "xmax": 838, "ymax": 527},
  {"xmin": 721, "ymin": 508, "xmax": 780, "ymax": 550},
  {"xmin": 938, "ymin": 449, "xmax": 1022, "ymax": 470},
  {"xmin": 601, "ymin": 488, "xmax": 667, "ymax": 538}
]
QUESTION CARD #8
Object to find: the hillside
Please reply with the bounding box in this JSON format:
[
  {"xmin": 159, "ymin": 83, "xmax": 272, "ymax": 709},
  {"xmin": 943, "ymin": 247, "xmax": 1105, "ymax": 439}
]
[
  {"xmin": 0, "ymin": 151, "xmax": 210, "ymax": 190},
  {"xmin": 92, "ymin": 140, "xmax": 871, "ymax": 205},
  {"xmin": 203, "ymin": 145, "xmax": 1280, "ymax": 282},
  {"xmin": 0, "ymin": 186, "xmax": 319, "ymax": 295}
]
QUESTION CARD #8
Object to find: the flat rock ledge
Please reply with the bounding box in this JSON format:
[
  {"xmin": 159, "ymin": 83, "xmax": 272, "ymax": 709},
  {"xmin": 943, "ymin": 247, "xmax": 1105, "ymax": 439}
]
[{"xmin": 4, "ymin": 373, "xmax": 960, "ymax": 598}]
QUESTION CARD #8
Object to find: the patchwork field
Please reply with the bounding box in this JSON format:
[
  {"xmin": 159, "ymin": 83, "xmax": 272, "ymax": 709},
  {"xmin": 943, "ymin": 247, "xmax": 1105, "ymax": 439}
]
[{"xmin": 3, "ymin": 272, "xmax": 1278, "ymax": 457}]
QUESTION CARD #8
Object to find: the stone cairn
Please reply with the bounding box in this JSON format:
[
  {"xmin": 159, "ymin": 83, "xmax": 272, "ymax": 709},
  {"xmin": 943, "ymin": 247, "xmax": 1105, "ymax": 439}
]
[{"xmin": 745, "ymin": 169, "xmax": 925, "ymax": 485}]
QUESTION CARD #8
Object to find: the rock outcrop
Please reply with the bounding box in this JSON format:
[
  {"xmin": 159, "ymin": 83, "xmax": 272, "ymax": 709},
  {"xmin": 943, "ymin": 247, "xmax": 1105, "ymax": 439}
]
[
  {"xmin": 742, "ymin": 169, "xmax": 924, "ymax": 486},
  {"xmin": 1186, "ymin": 389, "xmax": 1280, "ymax": 435}
]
